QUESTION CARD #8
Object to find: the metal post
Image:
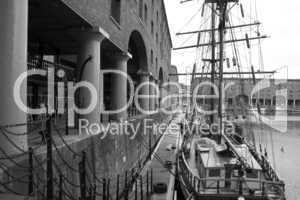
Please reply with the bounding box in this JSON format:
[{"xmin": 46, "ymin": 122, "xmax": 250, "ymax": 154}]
[
  {"xmin": 46, "ymin": 116, "xmax": 53, "ymax": 200},
  {"xmin": 193, "ymin": 176, "xmax": 196, "ymax": 189},
  {"xmin": 28, "ymin": 147, "xmax": 33, "ymax": 196},
  {"xmin": 116, "ymin": 175, "xmax": 119, "ymax": 200},
  {"xmin": 239, "ymin": 179, "xmax": 243, "ymax": 195},
  {"xmin": 125, "ymin": 170, "xmax": 128, "ymax": 200},
  {"xmin": 88, "ymin": 187, "xmax": 93, "ymax": 200},
  {"xmin": 65, "ymin": 81, "xmax": 69, "ymax": 135},
  {"xmin": 135, "ymin": 181, "xmax": 137, "ymax": 200},
  {"xmin": 79, "ymin": 151, "xmax": 87, "ymax": 200},
  {"xmin": 131, "ymin": 168, "xmax": 134, "ymax": 182},
  {"xmin": 146, "ymin": 171, "xmax": 149, "ymax": 197},
  {"xmin": 150, "ymin": 168, "xmax": 153, "ymax": 193},
  {"xmin": 59, "ymin": 174, "xmax": 63, "ymax": 200},
  {"xmin": 107, "ymin": 178, "xmax": 110, "ymax": 200},
  {"xmin": 125, "ymin": 170, "xmax": 128, "ymax": 187},
  {"xmin": 148, "ymin": 133, "xmax": 152, "ymax": 159},
  {"xmin": 140, "ymin": 176, "xmax": 143, "ymax": 200},
  {"xmin": 103, "ymin": 178, "xmax": 106, "ymax": 200}
]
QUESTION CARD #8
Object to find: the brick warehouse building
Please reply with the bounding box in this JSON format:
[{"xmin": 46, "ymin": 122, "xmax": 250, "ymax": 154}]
[
  {"xmin": 192, "ymin": 77, "xmax": 300, "ymax": 114},
  {"xmin": 0, "ymin": 0, "xmax": 173, "ymax": 197}
]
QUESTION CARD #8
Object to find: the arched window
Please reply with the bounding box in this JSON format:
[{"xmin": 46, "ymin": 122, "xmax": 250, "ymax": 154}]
[
  {"xmin": 151, "ymin": 50, "xmax": 153, "ymax": 65},
  {"xmin": 151, "ymin": 20, "xmax": 154, "ymax": 35},
  {"xmin": 139, "ymin": 0, "xmax": 143, "ymax": 19},
  {"xmin": 144, "ymin": 4, "xmax": 148, "ymax": 23},
  {"xmin": 111, "ymin": 0, "xmax": 121, "ymax": 23},
  {"xmin": 155, "ymin": 57, "xmax": 158, "ymax": 72}
]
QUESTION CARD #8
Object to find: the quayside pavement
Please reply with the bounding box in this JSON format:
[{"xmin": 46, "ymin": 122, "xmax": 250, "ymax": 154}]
[{"xmin": 126, "ymin": 112, "xmax": 184, "ymax": 200}]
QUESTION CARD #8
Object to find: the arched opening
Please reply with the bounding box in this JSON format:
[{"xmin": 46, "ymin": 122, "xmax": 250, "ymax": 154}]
[
  {"xmin": 128, "ymin": 30, "xmax": 148, "ymax": 116},
  {"xmin": 235, "ymin": 94, "xmax": 249, "ymax": 106}
]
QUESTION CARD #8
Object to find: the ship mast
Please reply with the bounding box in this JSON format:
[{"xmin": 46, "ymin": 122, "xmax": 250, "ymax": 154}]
[
  {"xmin": 210, "ymin": 3, "xmax": 216, "ymax": 124},
  {"xmin": 217, "ymin": 1, "xmax": 227, "ymax": 144},
  {"xmin": 174, "ymin": 0, "xmax": 268, "ymax": 143}
]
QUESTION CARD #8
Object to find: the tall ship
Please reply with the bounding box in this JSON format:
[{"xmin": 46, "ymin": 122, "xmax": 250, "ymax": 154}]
[{"xmin": 174, "ymin": 0, "xmax": 286, "ymax": 199}]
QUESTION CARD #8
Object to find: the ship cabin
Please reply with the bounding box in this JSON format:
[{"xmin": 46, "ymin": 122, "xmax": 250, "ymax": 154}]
[{"xmin": 195, "ymin": 138, "xmax": 263, "ymax": 193}]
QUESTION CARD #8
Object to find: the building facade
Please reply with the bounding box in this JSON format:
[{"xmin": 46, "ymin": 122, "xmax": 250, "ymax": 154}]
[
  {"xmin": 0, "ymin": 0, "xmax": 173, "ymax": 155},
  {"xmin": 192, "ymin": 77, "xmax": 300, "ymax": 111}
]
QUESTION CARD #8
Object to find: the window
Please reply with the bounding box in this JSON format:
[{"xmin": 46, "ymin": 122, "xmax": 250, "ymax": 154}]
[
  {"xmin": 259, "ymin": 99, "xmax": 264, "ymax": 105},
  {"xmin": 208, "ymin": 169, "xmax": 221, "ymax": 177},
  {"xmin": 273, "ymin": 98, "xmax": 276, "ymax": 106},
  {"xmin": 288, "ymin": 99, "xmax": 294, "ymax": 106},
  {"xmin": 151, "ymin": 20, "xmax": 154, "ymax": 35},
  {"xmin": 156, "ymin": 33, "xmax": 158, "ymax": 44},
  {"xmin": 246, "ymin": 170, "xmax": 258, "ymax": 179},
  {"xmin": 151, "ymin": 50, "xmax": 153, "ymax": 65},
  {"xmin": 265, "ymin": 99, "xmax": 272, "ymax": 106},
  {"xmin": 139, "ymin": 0, "xmax": 143, "ymax": 19},
  {"xmin": 228, "ymin": 98, "xmax": 233, "ymax": 105},
  {"xmin": 111, "ymin": 0, "xmax": 121, "ymax": 24},
  {"xmin": 144, "ymin": 5, "xmax": 148, "ymax": 23}
]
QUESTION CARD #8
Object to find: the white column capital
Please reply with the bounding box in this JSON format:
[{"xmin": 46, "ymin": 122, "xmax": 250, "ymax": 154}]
[
  {"xmin": 111, "ymin": 51, "xmax": 132, "ymax": 62},
  {"xmin": 72, "ymin": 27, "xmax": 108, "ymax": 44},
  {"xmin": 137, "ymin": 69, "xmax": 152, "ymax": 77}
]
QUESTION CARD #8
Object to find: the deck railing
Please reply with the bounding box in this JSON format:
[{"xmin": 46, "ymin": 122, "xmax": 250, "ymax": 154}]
[{"xmin": 178, "ymin": 151, "xmax": 285, "ymax": 198}]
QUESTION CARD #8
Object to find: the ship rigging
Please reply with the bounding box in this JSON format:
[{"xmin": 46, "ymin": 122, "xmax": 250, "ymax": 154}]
[{"xmin": 172, "ymin": 0, "xmax": 286, "ymax": 199}]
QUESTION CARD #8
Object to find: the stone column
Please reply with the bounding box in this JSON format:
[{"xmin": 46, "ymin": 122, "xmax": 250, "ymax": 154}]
[
  {"xmin": 77, "ymin": 32, "xmax": 104, "ymax": 126},
  {"xmin": 149, "ymin": 76, "xmax": 156, "ymax": 111},
  {"xmin": 111, "ymin": 52, "xmax": 130, "ymax": 121},
  {"xmin": 159, "ymin": 83, "xmax": 164, "ymax": 109},
  {"xmin": 137, "ymin": 70, "xmax": 151, "ymax": 113},
  {"xmin": 0, "ymin": 0, "xmax": 28, "ymax": 155}
]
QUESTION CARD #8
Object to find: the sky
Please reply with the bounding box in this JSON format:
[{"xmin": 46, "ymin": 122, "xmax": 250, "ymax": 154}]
[{"xmin": 164, "ymin": 0, "xmax": 300, "ymax": 84}]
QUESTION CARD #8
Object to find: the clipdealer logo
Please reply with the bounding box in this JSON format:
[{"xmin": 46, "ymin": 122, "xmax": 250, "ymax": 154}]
[
  {"xmin": 13, "ymin": 68, "xmax": 185, "ymax": 128},
  {"xmin": 13, "ymin": 68, "xmax": 289, "ymax": 133}
]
